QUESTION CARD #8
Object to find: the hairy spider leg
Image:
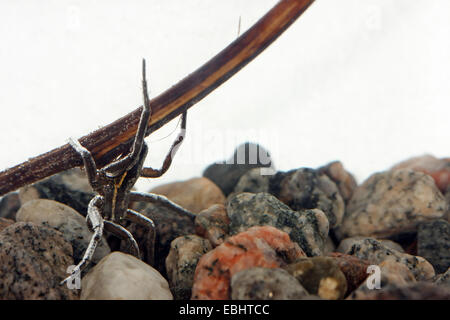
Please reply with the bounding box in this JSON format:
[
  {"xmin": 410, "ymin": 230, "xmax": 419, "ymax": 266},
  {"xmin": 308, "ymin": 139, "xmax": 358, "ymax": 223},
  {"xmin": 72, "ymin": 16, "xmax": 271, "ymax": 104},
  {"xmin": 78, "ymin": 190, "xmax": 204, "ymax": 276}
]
[
  {"xmin": 68, "ymin": 137, "xmax": 101, "ymax": 191},
  {"xmin": 103, "ymin": 220, "xmax": 140, "ymax": 258},
  {"xmin": 125, "ymin": 209, "xmax": 156, "ymax": 266},
  {"xmin": 102, "ymin": 59, "xmax": 152, "ymax": 178},
  {"xmin": 60, "ymin": 195, "xmax": 104, "ymax": 285},
  {"xmin": 129, "ymin": 191, "xmax": 195, "ymax": 220},
  {"xmin": 140, "ymin": 111, "xmax": 187, "ymax": 178}
]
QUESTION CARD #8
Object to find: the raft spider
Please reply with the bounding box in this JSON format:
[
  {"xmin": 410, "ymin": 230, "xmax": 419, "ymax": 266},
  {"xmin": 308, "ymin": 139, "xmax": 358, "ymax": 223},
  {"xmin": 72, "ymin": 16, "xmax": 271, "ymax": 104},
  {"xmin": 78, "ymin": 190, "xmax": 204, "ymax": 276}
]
[{"xmin": 61, "ymin": 59, "xmax": 194, "ymax": 286}]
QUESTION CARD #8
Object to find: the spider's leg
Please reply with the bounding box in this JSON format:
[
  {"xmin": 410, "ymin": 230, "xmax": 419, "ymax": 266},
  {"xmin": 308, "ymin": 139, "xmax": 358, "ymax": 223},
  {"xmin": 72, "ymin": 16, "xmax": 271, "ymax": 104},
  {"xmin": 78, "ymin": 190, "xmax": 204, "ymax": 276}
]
[
  {"xmin": 68, "ymin": 137, "xmax": 99, "ymax": 189},
  {"xmin": 125, "ymin": 209, "xmax": 156, "ymax": 266},
  {"xmin": 102, "ymin": 59, "xmax": 152, "ymax": 177},
  {"xmin": 141, "ymin": 110, "xmax": 187, "ymax": 178},
  {"xmin": 60, "ymin": 196, "xmax": 104, "ymax": 286},
  {"xmin": 129, "ymin": 191, "xmax": 195, "ymax": 220},
  {"xmin": 103, "ymin": 220, "xmax": 140, "ymax": 259}
]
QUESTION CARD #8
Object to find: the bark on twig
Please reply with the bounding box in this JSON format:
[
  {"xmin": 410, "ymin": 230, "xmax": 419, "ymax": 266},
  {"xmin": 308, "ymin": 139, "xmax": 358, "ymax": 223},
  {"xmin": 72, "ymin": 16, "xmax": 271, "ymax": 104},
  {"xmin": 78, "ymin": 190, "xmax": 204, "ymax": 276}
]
[{"xmin": 0, "ymin": 0, "xmax": 315, "ymax": 196}]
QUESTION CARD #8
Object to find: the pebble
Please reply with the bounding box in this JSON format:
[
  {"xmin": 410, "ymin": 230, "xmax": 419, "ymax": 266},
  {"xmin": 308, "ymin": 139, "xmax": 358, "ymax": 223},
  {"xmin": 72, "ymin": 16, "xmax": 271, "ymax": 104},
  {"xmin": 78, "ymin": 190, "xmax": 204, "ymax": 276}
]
[
  {"xmin": 317, "ymin": 161, "xmax": 358, "ymax": 204},
  {"xmin": 417, "ymin": 219, "xmax": 450, "ymax": 274},
  {"xmin": 0, "ymin": 222, "xmax": 77, "ymax": 300},
  {"xmin": 203, "ymin": 142, "xmax": 273, "ymax": 196},
  {"xmin": 433, "ymin": 267, "xmax": 450, "ymax": 287},
  {"xmin": 271, "ymin": 168, "xmax": 345, "ymax": 228},
  {"xmin": 347, "ymin": 281, "xmax": 450, "ymax": 300},
  {"xmin": 16, "ymin": 199, "xmax": 110, "ymax": 268},
  {"xmin": 233, "ymin": 167, "xmax": 271, "ymax": 194},
  {"xmin": 337, "ymin": 236, "xmax": 404, "ymax": 254},
  {"xmin": 340, "ymin": 169, "xmax": 447, "ymax": 238},
  {"xmin": 166, "ymin": 235, "xmax": 213, "ymax": 300},
  {"xmin": 391, "ymin": 154, "xmax": 450, "ymax": 193},
  {"xmin": 149, "ymin": 177, "xmax": 225, "ymax": 214},
  {"xmin": 191, "ymin": 226, "xmax": 305, "ymax": 300},
  {"xmin": 195, "ymin": 204, "xmax": 230, "ymax": 247},
  {"xmin": 19, "ymin": 168, "xmax": 95, "ymax": 217},
  {"xmin": 81, "ymin": 252, "xmax": 172, "ymax": 300},
  {"xmin": 0, "ymin": 192, "xmax": 21, "ymax": 220},
  {"xmin": 230, "ymin": 267, "xmax": 308, "ymax": 300},
  {"xmin": 328, "ymin": 252, "xmax": 371, "ymax": 295},
  {"xmin": 341, "ymin": 237, "xmax": 435, "ymax": 281},
  {"xmin": 283, "ymin": 257, "xmax": 347, "ymax": 300},
  {"xmin": 226, "ymin": 192, "xmax": 329, "ymax": 256},
  {"xmin": 129, "ymin": 200, "xmax": 196, "ymax": 275},
  {"xmin": 0, "ymin": 217, "xmax": 14, "ymax": 232}
]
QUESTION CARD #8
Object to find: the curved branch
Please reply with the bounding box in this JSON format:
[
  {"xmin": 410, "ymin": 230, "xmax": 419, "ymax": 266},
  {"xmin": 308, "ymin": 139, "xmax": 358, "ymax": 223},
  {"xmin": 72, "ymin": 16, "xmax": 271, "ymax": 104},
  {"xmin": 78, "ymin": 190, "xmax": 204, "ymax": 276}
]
[{"xmin": 0, "ymin": 0, "xmax": 315, "ymax": 196}]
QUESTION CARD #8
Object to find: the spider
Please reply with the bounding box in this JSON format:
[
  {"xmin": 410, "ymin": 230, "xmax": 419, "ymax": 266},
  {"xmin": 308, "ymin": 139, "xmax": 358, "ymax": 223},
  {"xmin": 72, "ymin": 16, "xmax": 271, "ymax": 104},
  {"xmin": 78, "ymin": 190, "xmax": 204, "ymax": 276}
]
[{"xmin": 61, "ymin": 59, "xmax": 195, "ymax": 286}]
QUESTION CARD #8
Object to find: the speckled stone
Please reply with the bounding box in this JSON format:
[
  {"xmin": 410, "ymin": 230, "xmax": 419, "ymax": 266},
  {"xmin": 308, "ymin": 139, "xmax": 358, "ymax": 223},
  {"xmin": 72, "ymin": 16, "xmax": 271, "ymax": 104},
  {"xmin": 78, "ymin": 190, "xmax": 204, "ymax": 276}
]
[
  {"xmin": 271, "ymin": 168, "xmax": 345, "ymax": 228},
  {"xmin": 19, "ymin": 168, "xmax": 95, "ymax": 217},
  {"xmin": 81, "ymin": 252, "xmax": 172, "ymax": 300},
  {"xmin": 379, "ymin": 260, "xmax": 417, "ymax": 284},
  {"xmin": 417, "ymin": 219, "xmax": 450, "ymax": 274},
  {"xmin": 191, "ymin": 226, "xmax": 305, "ymax": 300},
  {"xmin": 233, "ymin": 167, "xmax": 271, "ymax": 194},
  {"xmin": 0, "ymin": 222, "xmax": 77, "ymax": 300},
  {"xmin": 0, "ymin": 192, "xmax": 21, "ymax": 220},
  {"xmin": 16, "ymin": 199, "xmax": 110, "ymax": 268},
  {"xmin": 433, "ymin": 267, "xmax": 450, "ymax": 287},
  {"xmin": 166, "ymin": 235, "xmax": 213, "ymax": 300},
  {"xmin": 127, "ymin": 201, "xmax": 195, "ymax": 276},
  {"xmin": 203, "ymin": 142, "xmax": 273, "ymax": 196},
  {"xmin": 230, "ymin": 267, "xmax": 308, "ymax": 300},
  {"xmin": 283, "ymin": 257, "xmax": 347, "ymax": 300},
  {"xmin": 340, "ymin": 169, "xmax": 447, "ymax": 238},
  {"xmin": 149, "ymin": 177, "xmax": 225, "ymax": 214},
  {"xmin": 226, "ymin": 192, "xmax": 329, "ymax": 256},
  {"xmin": 318, "ymin": 161, "xmax": 357, "ymax": 204},
  {"xmin": 195, "ymin": 204, "xmax": 230, "ymax": 247},
  {"xmin": 347, "ymin": 282, "xmax": 450, "ymax": 300},
  {"xmin": 328, "ymin": 252, "xmax": 371, "ymax": 295},
  {"xmin": 391, "ymin": 154, "xmax": 450, "ymax": 193},
  {"xmin": 341, "ymin": 238, "xmax": 435, "ymax": 281},
  {"xmin": 0, "ymin": 217, "xmax": 14, "ymax": 232},
  {"xmin": 337, "ymin": 237, "xmax": 404, "ymax": 254}
]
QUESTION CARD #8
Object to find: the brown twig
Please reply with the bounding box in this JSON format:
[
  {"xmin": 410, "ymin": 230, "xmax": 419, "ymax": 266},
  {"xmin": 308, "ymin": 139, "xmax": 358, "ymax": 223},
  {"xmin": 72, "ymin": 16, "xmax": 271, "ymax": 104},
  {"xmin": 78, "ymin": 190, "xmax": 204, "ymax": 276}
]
[{"xmin": 0, "ymin": 0, "xmax": 315, "ymax": 196}]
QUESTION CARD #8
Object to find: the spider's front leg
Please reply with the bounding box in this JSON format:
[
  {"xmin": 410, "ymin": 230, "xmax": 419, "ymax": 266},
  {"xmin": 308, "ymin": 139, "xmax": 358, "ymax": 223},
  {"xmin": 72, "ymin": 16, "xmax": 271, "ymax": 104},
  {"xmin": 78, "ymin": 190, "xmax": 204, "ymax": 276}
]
[
  {"xmin": 101, "ymin": 58, "xmax": 152, "ymax": 177},
  {"xmin": 60, "ymin": 195, "xmax": 105, "ymax": 286}
]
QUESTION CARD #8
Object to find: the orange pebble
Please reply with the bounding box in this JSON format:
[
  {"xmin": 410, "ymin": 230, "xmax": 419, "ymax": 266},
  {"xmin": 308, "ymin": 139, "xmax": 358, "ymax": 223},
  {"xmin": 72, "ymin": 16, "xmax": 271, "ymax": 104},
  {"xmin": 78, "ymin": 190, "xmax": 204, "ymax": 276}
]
[{"xmin": 191, "ymin": 225, "xmax": 305, "ymax": 300}]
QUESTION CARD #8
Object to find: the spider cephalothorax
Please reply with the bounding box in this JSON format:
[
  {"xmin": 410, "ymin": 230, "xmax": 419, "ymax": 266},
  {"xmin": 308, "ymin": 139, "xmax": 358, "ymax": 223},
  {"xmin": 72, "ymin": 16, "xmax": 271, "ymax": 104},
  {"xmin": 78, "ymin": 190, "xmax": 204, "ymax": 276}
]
[{"xmin": 61, "ymin": 59, "xmax": 194, "ymax": 286}]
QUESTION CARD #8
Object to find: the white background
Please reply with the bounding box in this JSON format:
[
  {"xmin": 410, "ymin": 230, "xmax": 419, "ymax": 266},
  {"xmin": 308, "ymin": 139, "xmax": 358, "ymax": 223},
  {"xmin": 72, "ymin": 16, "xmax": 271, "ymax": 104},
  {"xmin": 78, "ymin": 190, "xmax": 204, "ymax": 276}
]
[{"xmin": 1, "ymin": 0, "xmax": 449, "ymax": 192}]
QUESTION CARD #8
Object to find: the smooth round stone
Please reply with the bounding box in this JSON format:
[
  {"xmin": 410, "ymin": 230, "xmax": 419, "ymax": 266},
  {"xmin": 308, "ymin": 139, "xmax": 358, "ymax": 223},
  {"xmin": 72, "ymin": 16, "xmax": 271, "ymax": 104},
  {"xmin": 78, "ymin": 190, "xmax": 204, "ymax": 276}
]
[
  {"xmin": 16, "ymin": 199, "xmax": 110, "ymax": 266},
  {"xmin": 0, "ymin": 222, "xmax": 77, "ymax": 300},
  {"xmin": 166, "ymin": 235, "xmax": 213, "ymax": 300},
  {"xmin": 149, "ymin": 177, "xmax": 225, "ymax": 214},
  {"xmin": 272, "ymin": 168, "xmax": 345, "ymax": 228},
  {"xmin": 81, "ymin": 252, "xmax": 173, "ymax": 300},
  {"xmin": 231, "ymin": 267, "xmax": 308, "ymax": 300},
  {"xmin": 226, "ymin": 192, "xmax": 329, "ymax": 257},
  {"xmin": 195, "ymin": 204, "xmax": 230, "ymax": 247},
  {"xmin": 341, "ymin": 169, "xmax": 447, "ymax": 238},
  {"xmin": 317, "ymin": 161, "xmax": 358, "ymax": 204},
  {"xmin": 191, "ymin": 226, "xmax": 305, "ymax": 300},
  {"xmin": 341, "ymin": 238, "xmax": 435, "ymax": 281},
  {"xmin": 283, "ymin": 257, "xmax": 347, "ymax": 300}
]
